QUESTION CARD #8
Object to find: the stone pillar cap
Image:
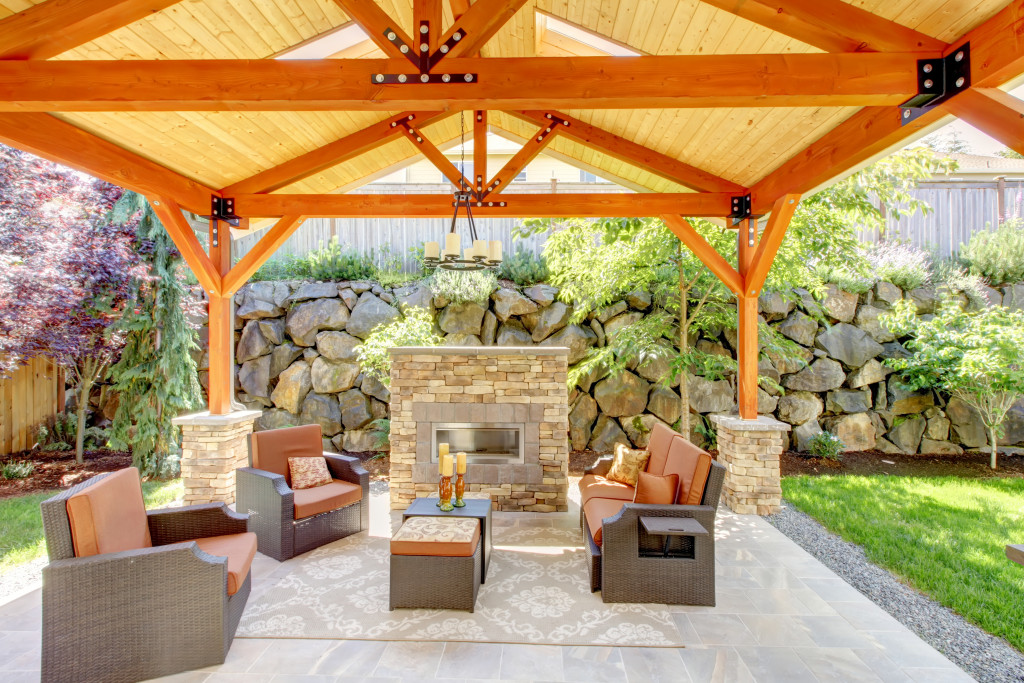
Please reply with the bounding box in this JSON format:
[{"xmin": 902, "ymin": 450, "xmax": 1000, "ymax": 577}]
[
  {"xmin": 710, "ymin": 413, "xmax": 791, "ymax": 432},
  {"xmin": 172, "ymin": 410, "xmax": 262, "ymax": 427}
]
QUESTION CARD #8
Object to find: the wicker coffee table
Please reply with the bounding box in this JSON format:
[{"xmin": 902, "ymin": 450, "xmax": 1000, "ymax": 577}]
[{"xmin": 403, "ymin": 497, "xmax": 492, "ymax": 583}]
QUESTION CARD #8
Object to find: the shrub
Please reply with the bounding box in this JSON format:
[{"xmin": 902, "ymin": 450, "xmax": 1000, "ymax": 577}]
[
  {"xmin": 428, "ymin": 268, "xmax": 497, "ymax": 304},
  {"xmin": 368, "ymin": 418, "xmax": 390, "ymax": 451},
  {"xmin": 867, "ymin": 242, "xmax": 932, "ymax": 290},
  {"xmin": 960, "ymin": 220, "xmax": 1024, "ymax": 285},
  {"xmin": 357, "ymin": 307, "xmax": 442, "ymax": 386},
  {"xmin": 497, "ymin": 249, "xmax": 549, "ymax": 286},
  {"xmin": 807, "ymin": 431, "xmax": 844, "ymax": 461},
  {"xmin": 305, "ymin": 237, "xmax": 376, "ymax": 281},
  {"xmin": 249, "ymin": 256, "xmax": 308, "ymax": 282},
  {"xmin": 813, "ymin": 263, "xmax": 873, "ymax": 294},
  {"xmin": 1, "ymin": 460, "xmax": 34, "ymax": 479}
]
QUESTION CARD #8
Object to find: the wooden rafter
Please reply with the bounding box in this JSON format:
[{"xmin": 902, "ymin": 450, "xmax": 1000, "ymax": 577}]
[
  {"xmin": 0, "ymin": 113, "xmax": 213, "ymax": 214},
  {"xmin": 415, "ymin": 0, "xmax": 443, "ymax": 53},
  {"xmin": 661, "ymin": 215, "xmax": 743, "ymax": 295},
  {"xmin": 946, "ymin": 89, "xmax": 1024, "ymax": 157},
  {"xmin": 221, "ymin": 111, "xmax": 452, "ymax": 195},
  {"xmin": 149, "ymin": 197, "xmax": 221, "ymax": 295},
  {"xmin": 512, "ymin": 111, "xmax": 746, "ymax": 194},
  {"xmin": 745, "ymin": 195, "xmax": 801, "ymax": 294},
  {"xmin": 0, "ymin": 54, "xmax": 921, "ymax": 111},
  {"xmin": 332, "ymin": 0, "xmax": 417, "ymax": 63},
  {"xmin": 223, "ymin": 215, "xmax": 306, "ymax": 294},
  {"xmin": 957, "ymin": 0, "xmax": 1024, "ymax": 89},
  {"xmin": 397, "ymin": 121, "xmax": 470, "ymax": 190},
  {"xmin": 485, "ymin": 121, "xmax": 559, "ymax": 195},
  {"xmin": 695, "ymin": 0, "xmax": 944, "ymax": 53},
  {"xmin": 0, "ymin": 0, "xmax": 181, "ymax": 60},
  {"xmin": 236, "ymin": 192, "xmax": 734, "ymax": 218},
  {"xmin": 473, "ymin": 110, "xmax": 487, "ymax": 195},
  {"xmin": 438, "ymin": 0, "xmax": 529, "ymax": 59},
  {"xmin": 449, "ymin": 0, "xmax": 471, "ymax": 20}
]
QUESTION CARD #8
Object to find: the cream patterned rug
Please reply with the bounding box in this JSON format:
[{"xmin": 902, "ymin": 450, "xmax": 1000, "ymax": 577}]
[{"xmin": 237, "ymin": 525, "xmax": 689, "ymax": 646}]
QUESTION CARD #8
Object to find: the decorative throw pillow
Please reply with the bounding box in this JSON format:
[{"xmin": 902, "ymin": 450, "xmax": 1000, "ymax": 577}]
[
  {"xmin": 605, "ymin": 443, "xmax": 651, "ymax": 487},
  {"xmin": 634, "ymin": 471, "xmax": 679, "ymax": 505},
  {"xmin": 288, "ymin": 457, "xmax": 332, "ymax": 490}
]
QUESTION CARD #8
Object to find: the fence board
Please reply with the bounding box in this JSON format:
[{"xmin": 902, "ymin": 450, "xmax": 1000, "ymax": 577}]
[{"xmin": 0, "ymin": 357, "xmax": 60, "ymax": 456}]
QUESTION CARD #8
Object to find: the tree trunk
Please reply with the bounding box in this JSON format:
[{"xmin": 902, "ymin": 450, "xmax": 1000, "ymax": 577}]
[
  {"xmin": 75, "ymin": 375, "xmax": 92, "ymax": 464},
  {"xmin": 988, "ymin": 425, "xmax": 999, "ymax": 470}
]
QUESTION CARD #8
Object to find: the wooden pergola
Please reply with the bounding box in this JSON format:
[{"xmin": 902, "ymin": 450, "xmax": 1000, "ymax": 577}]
[{"xmin": 2, "ymin": 0, "xmax": 1023, "ymax": 421}]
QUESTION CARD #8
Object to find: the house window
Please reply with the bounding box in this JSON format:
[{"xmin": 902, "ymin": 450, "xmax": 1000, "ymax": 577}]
[
  {"xmin": 514, "ymin": 169, "xmax": 527, "ymax": 182},
  {"xmin": 580, "ymin": 170, "xmax": 597, "ymax": 183}
]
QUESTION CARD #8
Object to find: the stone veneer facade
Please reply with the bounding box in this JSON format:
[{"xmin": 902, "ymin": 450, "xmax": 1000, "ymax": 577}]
[
  {"xmin": 710, "ymin": 414, "xmax": 790, "ymax": 515},
  {"xmin": 172, "ymin": 410, "xmax": 261, "ymax": 505},
  {"xmin": 389, "ymin": 347, "xmax": 569, "ymax": 512}
]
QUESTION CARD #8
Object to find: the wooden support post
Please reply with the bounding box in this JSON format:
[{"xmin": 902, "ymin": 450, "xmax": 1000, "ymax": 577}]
[
  {"xmin": 207, "ymin": 218, "xmax": 234, "ymax": 416},
  {"xmin": 474, "ymin": 110, "xmax": 487, "ymax": 196},
  {"xmin": 737, "ymin": 217, "xmax": 758, "ymax": 420}
]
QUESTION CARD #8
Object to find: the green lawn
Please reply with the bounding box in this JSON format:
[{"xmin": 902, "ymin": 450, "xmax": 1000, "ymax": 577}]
[
  {"xmin": 0, "ymin": 479, "xmax": 183, "ymax": 573},
  {"xmin": 783, "ymin": 475, "xmax": 1024, "ymax": 652}
]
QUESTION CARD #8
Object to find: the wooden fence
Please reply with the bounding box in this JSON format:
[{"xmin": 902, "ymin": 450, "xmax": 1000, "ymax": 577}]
[{"xmin": 0, "ymin": 356, "xmax": 63, "ymax": 457}]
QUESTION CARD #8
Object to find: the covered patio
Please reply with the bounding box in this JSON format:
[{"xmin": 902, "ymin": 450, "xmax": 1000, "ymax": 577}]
[{"xmin": 1, "ymin": 0, "xmax": 1023, "ymax": 680}]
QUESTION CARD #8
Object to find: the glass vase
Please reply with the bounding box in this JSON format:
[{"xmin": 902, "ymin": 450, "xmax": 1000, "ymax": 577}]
[{"xmin": 438, "ymin": 475, "xmax": 454, "ymax": 511}]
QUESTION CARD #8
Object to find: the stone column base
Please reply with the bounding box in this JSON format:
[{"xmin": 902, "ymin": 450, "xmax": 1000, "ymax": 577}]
[
  {"xmin": 172, "ymin": 410, "xmax": 262, "ymax": 505},
  {"xmin": 710, "ymin": 414, "xmax": 790, "ymax": 516}
]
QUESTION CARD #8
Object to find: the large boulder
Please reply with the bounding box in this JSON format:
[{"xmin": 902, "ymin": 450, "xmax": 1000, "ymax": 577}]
[
  {"xmin": 946, "ymin": 396, "xmax": 987, "ymax": 448},
  {"xmin": 299, "ymin": 392, "xmax": 342, "ymax": 436},
  {"xmin": 758, "ymin": 388, "xmax": 779, "ymax": 414},
  {"xmin": 588, "ymin": 415, "xmax": 629, "ymax": 453},
  {"xmin": 286, "ymin": 282, "xmax": 338, "ymax": 304},
  {"xmin": 258, "ymin": 408, "xmax": 300, "ymax": 432},
  {"xmin": 337, "ymin": 388, "xmax": 372, "ymax": 430},
  {"xmin": 438, "ymin": 301, "xmax": 487, "ymax": 335},
  {"xmin": 925, "ymin": 415, "xmax": 950, "ymax": 441},
  {"xmin": 636, "ymin": 344, "xmax": 680, "ymax": 387},
  {"xmin": 647, "ymin": 385, "xmax": 681, "ymax": 425},
  {"xmin": 767, "ymin": 345, "xmax": 812, "ymax": 375},
  {"xmin": 316, "ymin": 330, "xmax": 361, "ymax": 362},
  {"xmin": 907, "ymin": 287, "xmax": 937, "ymax": 314},
  {"xmin": 444, "ymin": 333, "xmax": 482, "ymax": 346},
  {"xmin": 1002, "ymin": 400, "xmax": 1024, "ymax": 445},
  {"xmin": 270, "ymin": 360, "xmax": 312, "ymax": 413},
  {"xmin": 345, "ymin": 293, "xmax": 400, "ymax": 339},
  {"xmin": 286, "ymin": 297, "xmax": 350, "ymax": 346},
  {"xmin": 815, "ymin": 323, "xmax": 883, "ymax": 368},
  {"xmin": 820, "ymin": 284, "xmax": 858, "ymax": 323},
  {"xmin": 759, "ymin": 291, "xmax": 795, "ymax": 321},
  {"xmin": 596, "ymin": 301, "xmax": 628, "ymax": 324},
  {"xmin": 783, "ymin": 358, "xmax": 845, "ymax": 392},
  {"xmin": 777, "ymin": 311, "xmax": 818, "ymax": 347},
  {"xmin": 777, "ymin": 391, "xmax": 823, "ymax": 426},
  {"xmin": 238, "ymin": 354, "xmax": 271, "ymax": 398},
  {"xmin": 874, "ymin": 281, "xmax": 902, "ymax": 308},
  {"xmin": 1002, "ymin": 283, "xmax": 1024, "ymax": 312},
  {"xmin": 496, "ymin": 319, "xmax": 533, "ymax": 346},
  {"xmin": 343, "ymin": 428, "xmax": 381, "ymax": 453},
  {"xmin": 888, "ymin": 415, "xmax": 926, "ymax": 454},
  {"xmin": 310, "ymin": 356, "xmax": 360, "ymax": 394},
  {"xmin": 920, "ymin": 439, "xmax": 964, "ymax": 455},
  {"xmin": 524, "ymin": 284, "xmax": 558, "ymax": 306},
  {"xmin": 569, "ymin": 394, "xmax": 599, "ymax": 451},
  {"xmin": 594, "ymin": 371, "xmax": 650, "ymax": 417},
  {"xmin": 339, "ymin": 287, "xmax": 358, "ymax": 310},
  {"xmin": 361, "ymin": 373, "xmax": 390, "ymax": 403},
  {"xmin": 531, "ymin": 302, "xmax": 573, "ymax": 342},
  {"xmin": 480, "ymin": 310, "xmax": 498, "ymax": 345},
  {"xmin": 236, "ymin": 320, "xmax": 273, "ymax": 362},
  {"xmin": 394, "ymin": 283, "xmax": 434, "ymax": 315},
  {"xmin": 688, "ymin": 374, "xmax": 733, "ymax": 414},
  {"xmin": 793, "ymin": 420, "xmax": 823, "ymax": 452},
  {"xmin": 539, "ymin": 324, "xmax": 596, "ymax": 364},
  {"xmin": 826, "ymin": 389, "xmax": 872, "ymax": 414},
  {"xmin": 269, "ymin": 343, "xmax": 303, "ymax": 379},
  {"xmin": 491, "ymin": 288, "xmax": 539, "ymax": 321},
  {"xmin": 823, "ymin": 412, "xmax": 875, "ymax": 451},
  {"xmin": 887, "ymin": 380, "xmax": 934, "ymax": 414},
  {"xmin": 258, "ymin": 319, "xmax": 286, "ymax": 345},
  {"xmin": 603, "ymin": 311, "xmax": 644, "ymax": 343},
  {"xmin": 237, "ymin": 281, "xmax": 290, "ymax": 319},
  {"xmin": 847, "ymin": 359, "xmax": 889, "ymax": 389},
  {"xmin": 854, "ymin": 305, "xmax": 895, "ymax": 343},
  {"xmin": 621, "ymin": 414, "xmax": 668, "ymax": 448}
]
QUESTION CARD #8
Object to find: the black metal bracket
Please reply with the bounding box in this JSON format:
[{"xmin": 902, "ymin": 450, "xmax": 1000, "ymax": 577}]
[
  {"xmin": 372, "ymin": 72, "xmax": 477, "ymax": 84},
  {"xmin": 200, "ymin": 195, "xmax": 241, "ymax": 233},
  {"xmin": 371, "ymin": 24, "xmax": 477, "ymax": 84},
  {"xmin": 381, "ymin": 26, "xmax": 421, "ymax": 69},
  {"xmin": 729, "ymin": 194, "xmax": 751, "ymax": 225},
  {"xmin": 428, "ymin": 26, "xmax": 468, "ymax": 71},
  {"xmin": 900, "ymin": 42, "xmax": 970, "ymax": 125},
  {"xmin": 456, "ymin": 190, "xmax": 507, "ymax": 209}
]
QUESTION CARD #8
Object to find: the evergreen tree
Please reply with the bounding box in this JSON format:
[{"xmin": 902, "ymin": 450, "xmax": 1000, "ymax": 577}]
[{"xmin": 107, "ymin": 192, "xmax": 202, "ymax": 478}]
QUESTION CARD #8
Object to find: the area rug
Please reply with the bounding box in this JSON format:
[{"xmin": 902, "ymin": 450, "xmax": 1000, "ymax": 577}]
[{"xmin": 237, "ymin": 525, "xmax": 689, "ymax": 646}]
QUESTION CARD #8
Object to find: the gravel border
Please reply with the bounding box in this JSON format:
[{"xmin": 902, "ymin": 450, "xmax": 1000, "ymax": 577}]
[{"xmin": 767, "ymin": 503, "xmax": 1024, "ymax": 683}]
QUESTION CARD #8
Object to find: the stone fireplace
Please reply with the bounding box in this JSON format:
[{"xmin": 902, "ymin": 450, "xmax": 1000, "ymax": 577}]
[{"xmin": 388, "ymin": 347, "xmax": 569, "ymax": 512}]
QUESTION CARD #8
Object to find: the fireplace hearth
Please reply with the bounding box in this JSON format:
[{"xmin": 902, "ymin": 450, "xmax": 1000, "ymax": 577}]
[{"xmin": 432, "ymin": 423, "xmax": 525, "ymax": 465}]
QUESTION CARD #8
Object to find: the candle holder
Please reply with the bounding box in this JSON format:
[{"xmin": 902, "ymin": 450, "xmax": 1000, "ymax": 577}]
[
  {"xmin": 438, "ymin": 474, "xmax": 454, "ymax": 511},
  {"xmin": 436, "ymin": 474, "xmax": 444, "ymax": 506},
  {"xmin": 453, "ymin": 472, "xmax": 466, "ymax": 507}
]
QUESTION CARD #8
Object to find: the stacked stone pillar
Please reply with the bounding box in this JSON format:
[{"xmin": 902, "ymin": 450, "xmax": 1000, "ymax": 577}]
[
  {"xmin": 710, "ymin": 414, "xmax": 790, "ymax": 515},
  {"xmin": 172, "ymin": 410, "xmax": 262, "ymax": 505}
]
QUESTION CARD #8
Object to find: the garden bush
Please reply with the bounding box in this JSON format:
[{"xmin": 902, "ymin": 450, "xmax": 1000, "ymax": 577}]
[
  {"xmin": 1, "ymin": 460, "xmax": 34, "ymax": 480},
  {"xmin": 429, "ymin": 268, "xmax": 497, "ymax": 304},
  {"xmin": 866, "ymin": 241, "xmax": 932, "ymax": 290},
  {"xmin": 497, "ymin": 249, "xmax": 549, "ymax": 286},
  {"xmin": 305, "ymin": 236, "xmax": 377, "ymax": 281},
  {"xmin": 357, "ymin": 307, "xmax": 442, "ymax": 386},
  {"xmin": 807, "ymin": 431, "xmax": 844, "ymax": 461},
  {"xmin": 959, "ymin": 219, "xmax": 1024, "ymax": 285}
]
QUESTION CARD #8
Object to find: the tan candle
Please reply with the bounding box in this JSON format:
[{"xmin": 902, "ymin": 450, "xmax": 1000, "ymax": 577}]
[
  {"xmin": 424, "ymin": 241, "xmax": 439, "ymax": 259},
  {"xmin": 489, "ymin": 240, "xmax": 502, "ymax": 262},
  {"xmin": 441, "ymin": 453, "xmax": 454, "ymax": 477},
  {"xmin": 456, "ymin": 451, "xmax": 467, "ymax": 474},
  {"xmin": 444, "ymin": 233, "xmax": 460, "ymax": 257},
  {"xmin": 438, "ymin": 442, "xmax": 449, "ymax": 473},
  {"xmin": 473, "ymin": 240, "xmax": 487, "ymax": 260}
]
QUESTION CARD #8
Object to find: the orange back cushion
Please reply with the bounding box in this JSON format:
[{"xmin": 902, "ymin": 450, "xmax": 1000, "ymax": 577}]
[
  {"xmin": 250, "ymin": 424, "xmax": 323, "ymax": 485},
  {"xmin": 661, "ymin": 437, "xmax": 714, "ymax": 505},
  {"xmin": 644, "ymin": 422, "xmax": 680, "ymax": 475},
  {"xmin": 66, "ymin": 468, "xmax": 152, "ymax": 558}
]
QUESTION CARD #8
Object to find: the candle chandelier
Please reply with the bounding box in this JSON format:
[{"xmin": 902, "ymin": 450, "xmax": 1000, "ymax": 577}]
[{"xmin": 423, "ymin": 113, "xmax": 503, "ymax": 272}]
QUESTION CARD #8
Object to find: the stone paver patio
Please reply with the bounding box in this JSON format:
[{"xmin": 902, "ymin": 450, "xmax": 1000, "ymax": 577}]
[{"xmin": 0, "ymin": 480, "xmax": 971, "ymax": 682}]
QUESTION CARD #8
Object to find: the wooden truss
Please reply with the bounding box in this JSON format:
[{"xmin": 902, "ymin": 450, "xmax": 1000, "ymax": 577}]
[{"xmin": 2, "ymin": 0, "xmax": 1024, "ymax": 419}]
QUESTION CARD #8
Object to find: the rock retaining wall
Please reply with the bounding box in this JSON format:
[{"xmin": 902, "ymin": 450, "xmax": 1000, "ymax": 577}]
[{"xmin": 217, "ymin": 278, "xmax": 1024, "ymax": 455}]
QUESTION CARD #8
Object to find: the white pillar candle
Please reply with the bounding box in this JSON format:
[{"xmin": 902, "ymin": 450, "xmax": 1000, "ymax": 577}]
[
  {"xmin": 424, "ymin": 241, "xmax": 439, "ymax": 259},
  {"xmin": 489, "ymin": 240, "xmax": 502, "ymax": 261},
  {"xmin": 473, "ymin": 240, "xmax": 487, "ymax": 259},
  {"xmin": 463, "ymin": 246, "xmax": 475, "ymax": 261},
  {"xmin": 444, "ymin": 233, "xmax": 460, "ymax": 257}
]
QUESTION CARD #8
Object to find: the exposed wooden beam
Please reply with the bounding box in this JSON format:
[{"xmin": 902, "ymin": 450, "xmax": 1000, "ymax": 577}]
[
  {"xmin": 957, "ymin": 0, "xmax": 1024, "ymax": 89},
  {"xmin": 221, "ymin": 111, "xmax": 452, "ymax": 195},
  {"xmin": 397, "ymin": 121, "xmax": 470, "ymax": 189},
  {"xmin": 737, "ymin": 217, "xmax": 758, "ymax": 419},
  {"xmin": 745, "ymin": 194, "xmax": 801, "ymax": 294},
  {"xmin": 236, "ymin": 192, "xmax": 735, "ymax": 218},
  {"xmin": 695, "ymin": 0, "xmax": 944, "ymax": 53},
  {"xmin": 449, "ymin": 0, "xmax": 471, "ymax": 20},
  {"xmin": 485, "ymin": 121, "xmax": 558, "ymax": 194},
  {"xmin": 439, "ymin": 0, "xmax": 529, "ymax": 59},
  {"xmin": 473, "ymin": 109, "xmax": 487, "ymax": 195},
  {"xmin": 0, "ymin": 113, "xmax": 213, "ymax": 214},
  {"xmin": 149, "ymin": 197, "xmax": 221, "ymax": 295},
  {"xmin": 0, "ymin": 0, "xmax": 181, "ymax": 60},
  {"xmin": 415, "ymin": 0, "xmax": 443, "ymax": 53},
  {"xmin": 223, "ymin": 215, "xmax": 306, "ymax": 294},
  {"xmin": 945, "ymin": 88, "xmax": 1024, "ymax": 158},
  {"xmin": 661, "ymin": 214, "xmax": 743, "ymax": 295},
  {"xmin": 0, "ymin": 54, "xmax": 921, "ymax": 111},
  {"xmin": 513, "ymin": 110, "xmax": 746, "ymax": 193},
  {"xmin": 331, "ymin": 0, "xmax": 417, "ymax": 63}
]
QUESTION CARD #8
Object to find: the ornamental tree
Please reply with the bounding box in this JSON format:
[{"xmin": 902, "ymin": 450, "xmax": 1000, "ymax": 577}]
[
  {"xmin": 0, "ymin": 144, "xmax": 141, "ymax": 462},
  {"xmin": 884, "ymin": 299, "xmax": 1024, "ymax": 469}
]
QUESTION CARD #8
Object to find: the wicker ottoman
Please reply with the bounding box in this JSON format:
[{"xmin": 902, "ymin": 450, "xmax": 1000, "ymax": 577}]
[{"xmin": 389, "ymin": 516, "xmax": 482, "ymax": 612}]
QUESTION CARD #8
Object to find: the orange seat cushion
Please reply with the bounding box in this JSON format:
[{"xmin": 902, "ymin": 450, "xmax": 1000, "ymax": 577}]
[
  {"xmin": 293, "ymin": 479, "xmax": 362, "ymax": 520},
  {"xmin": 192, "ymin": 532, "xmax": 257, "ymax": 595},
  {"xmin": 250, "ymin": 424, "xmax": 323, "ymax": 486},
  {"xmin": 66, "ymin": 468, "xmax": 152, "ymax": 558},
  {"xmin": 644, "ymin": 423, "xmax": 682, "ymax": 476},
  {"xmin": 390, "ymin": 517, "xmax": 481, "ymax": 557},
  {"xmin": 662, "ymin": 438, "xmax": 714, "ymax": 505},
  {"xmin": 634, "ymin": 471, "xmax": 679, "ymax": 505},
  {"xmin": 583, "ymin": 497, "xmax": 627, "ymax": 546},
  {"xmin": 578, "ymin": 474, "xmax": 635, "ymax": 507}
]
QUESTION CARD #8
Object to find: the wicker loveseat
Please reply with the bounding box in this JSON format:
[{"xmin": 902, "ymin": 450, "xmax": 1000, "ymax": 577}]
[
  {"xmin": 40, "ymin": 468, "xmax": 256, "ymax": 683},
  {"xmin": 236, "ymin": 424, "xmax": 369, "ymax": 561},
  {"xmin": 580, "ymin": 423, "xmax": 726, "ymax": 604}
]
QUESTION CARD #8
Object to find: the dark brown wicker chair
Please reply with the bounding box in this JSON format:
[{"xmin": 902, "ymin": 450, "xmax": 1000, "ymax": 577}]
[
  {"xmin": 236, "ymin": 424, "xmax": 369, "ymax": 561},
  {"xmin": 582, "ymin": 439, "xmax": 727, "ymax": 605},
  {"xmin": 40, "ymin": 468, "xmax": 255, "ymax": 683}
]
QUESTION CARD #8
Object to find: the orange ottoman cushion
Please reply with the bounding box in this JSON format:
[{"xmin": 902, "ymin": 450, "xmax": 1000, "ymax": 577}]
[{"xmin": 391, "ymin": 517, "xmax": 480, "ymax": 557}]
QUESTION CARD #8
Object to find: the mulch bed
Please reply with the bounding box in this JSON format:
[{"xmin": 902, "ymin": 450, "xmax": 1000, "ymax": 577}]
[
  {"xmin": 344, "ymin": 451, "xmax": 390, "ymax": 481},
  {"xmin": 0, "ymin": 449, "xmax": 132, "ymax": 499},
  {"xmin": 781, "ymin": 449, "xmax": 1024, "ymax": 478}
]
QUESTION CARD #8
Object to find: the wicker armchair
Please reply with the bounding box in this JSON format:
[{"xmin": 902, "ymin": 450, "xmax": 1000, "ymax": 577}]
[
  {"xmin": 236, "ymin": 424, "xmax": 369, "ymax": 561},
  {"xmin": 40, "ymin": 469, "xmax": 255, "ymax": 683}
]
